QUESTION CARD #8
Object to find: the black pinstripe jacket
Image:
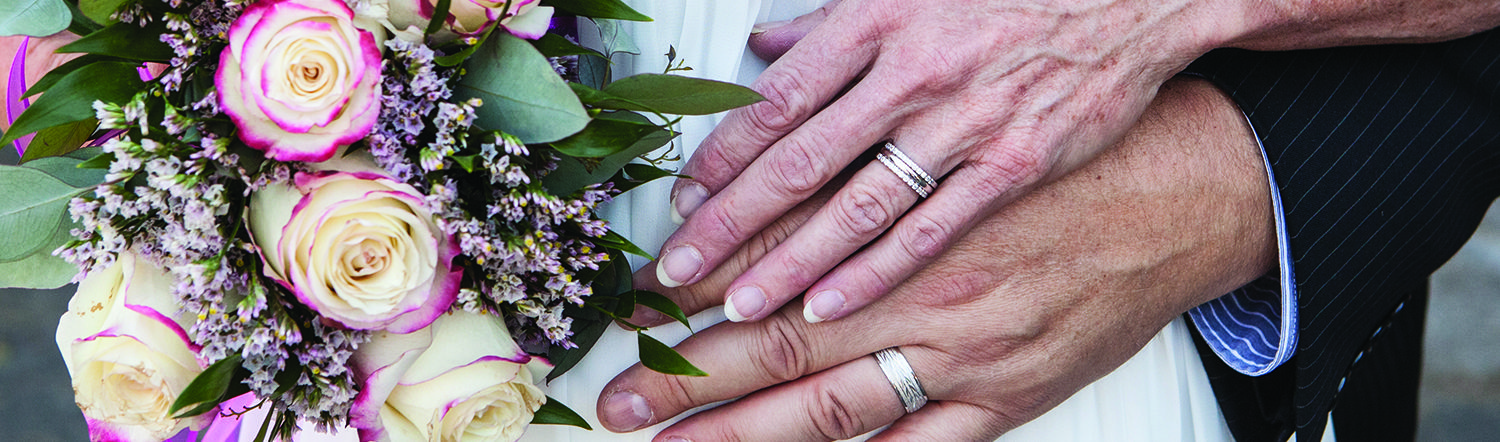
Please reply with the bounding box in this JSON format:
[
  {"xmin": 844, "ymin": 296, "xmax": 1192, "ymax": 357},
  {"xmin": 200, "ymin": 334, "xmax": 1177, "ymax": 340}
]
[{"xmin": 1183, "ymin": 28, "xmax": 1500, "ymax": 441}]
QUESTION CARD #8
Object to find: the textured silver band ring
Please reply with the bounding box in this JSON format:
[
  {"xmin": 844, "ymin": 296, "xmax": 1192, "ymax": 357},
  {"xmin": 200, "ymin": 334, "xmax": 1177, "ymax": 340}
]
[
  {"xmin": 877, "ymin": 141, "xmax": 937, "ymax": 198},
  {"xmin": 874, "ymin": 347, "xmax": 928, "ymax": 414}
]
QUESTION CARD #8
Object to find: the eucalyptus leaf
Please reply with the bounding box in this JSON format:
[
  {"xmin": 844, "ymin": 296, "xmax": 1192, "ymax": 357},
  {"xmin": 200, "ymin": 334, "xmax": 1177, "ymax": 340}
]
[
  {"xmin": 0, "ymin": 245, "xmax": 78, "ymax": 289},
  {"xmin": 20, "ymin": 118, "xmax": 98, "ymax": 163},
  {"xmin": 170, "ymin": 354, "xmax": 244, "ymax": 418},
  {"xmin": 576, "ymin": 47, "xmax": 609, "ymax": 89},
  {"xmin": 543, "ymin": 0, "xmax": 651, "ymax": 22},
  {"xmin": 455, "ymin": 33, "xmax": 590, "ymax": 144},
  {"xmin": 638, "ymin": 332, "xmax": 708, "ymax": 377},
  {"xmin": 549, "ymin": 115, "xmax": 662, "ymax": 158},
  {"xmin": 597, "ymin": 74, "xmax": 764, "ymax": 115},
  {"xmin": 0, "ymin": 0, "xmax": 71, "ymax": 37},
  {"xmin": 66, "ymin": 0, "xmax": 102, "ymax": 35},
  {"xmin": 632, "ymin": 290, "xmax": 691, "ymax": 330},
  {"xmin": 0, "ymin": 61, "xmax": 145, "ymax": 146},
  {"xmin": 58, "ymin": 21, "xmax": 175, "ymax": 61},
  {"xmin": 593, "ymin": 18, "xmax": 640, "ymax": 56},
  {"xmin": 23, "ymin": 153, "xmax": 107, "ymax": 188},
  {"xmin": 0, "ymin": 164, "xmax": 95, "ymax": 262},
  {"xmin": 78, "ymin": 0, "xmax": 128, "ymax": 26},
  {"xmin": 531, "ymin": 397, "xmax": 593, "ymax": 429}
]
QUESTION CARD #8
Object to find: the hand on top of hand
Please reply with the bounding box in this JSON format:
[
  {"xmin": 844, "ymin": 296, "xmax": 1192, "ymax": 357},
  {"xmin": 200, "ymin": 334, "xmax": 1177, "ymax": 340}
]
[
  {"xmin": 652, "ymin": 0, "xmax": 1260, "ymax": 325},
  {"xmin": 603, "ymin": 77, "xmax": 1277, "ymax": 441}
]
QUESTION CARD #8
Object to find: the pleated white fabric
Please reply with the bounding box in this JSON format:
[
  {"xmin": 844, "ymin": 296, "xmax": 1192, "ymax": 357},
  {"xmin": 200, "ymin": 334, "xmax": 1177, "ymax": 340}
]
[{"xmin": 522, "ymin": 1, "xmax": 1240, "ymax": 441}]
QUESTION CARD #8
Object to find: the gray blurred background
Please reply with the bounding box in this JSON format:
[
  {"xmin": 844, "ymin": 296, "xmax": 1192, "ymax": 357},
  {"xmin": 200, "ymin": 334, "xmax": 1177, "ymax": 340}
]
[{"xmin": 3, "ymin": 135, "xmax": 1498, "ymax": 439}]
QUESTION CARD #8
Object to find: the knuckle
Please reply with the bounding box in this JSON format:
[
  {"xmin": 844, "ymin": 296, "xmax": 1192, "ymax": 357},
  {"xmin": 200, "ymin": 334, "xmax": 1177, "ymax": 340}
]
[
  {"xmin": 747, "ymin": 69, "xmax": 815, "ymax": 134},
  {"xmin": 811, "ymin": 385, "xmax": 864, "ymax": 440},
  {"xmin": 751, "ymin": 315, "xmax": 814, "ymax": 383},
  {"xmin": 698, "ymin": 202, "xmax": 753, "ymax": 244},
  {"xmin": 767, "ymin": 140, "xmax": 831, "ymax": 196},
  {"xmin": 690, "ymin": 143, "xmax": 754, "ymax": 188},
  {"xmin": 658, "ymin": 370, "xmax": 705, "ymax": 412},
  {"xmin": 896, "ymin": 211, "xmax": 955, "ymax": 262},
  {"xmin": 969, "ymin": 146, "xmax": 1049, "ymax": 196},
  {"xmin": 830, "ymin": 183, "xmax": 896, "ymax": 239}
]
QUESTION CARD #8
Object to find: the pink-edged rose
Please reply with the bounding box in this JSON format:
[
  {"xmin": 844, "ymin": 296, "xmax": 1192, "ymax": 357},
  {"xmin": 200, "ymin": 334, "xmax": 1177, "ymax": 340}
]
[
  {"xmin": 56, "ymin": 252, "xmax": 211, "ymax": 442},
  {"xmin": 247, "ymin": 154, "xmax": 460, "ymax": 332},
  {"xmin": 218, "ymin": 0, "xmax": 382, "ymax": 162},
  {"xmin": 388, "ymin": 0, "xmax": 554, "ymax": 41},
  {"xmin": 351, "ymin": 311, "xmax": 549, "ymax": 442}
]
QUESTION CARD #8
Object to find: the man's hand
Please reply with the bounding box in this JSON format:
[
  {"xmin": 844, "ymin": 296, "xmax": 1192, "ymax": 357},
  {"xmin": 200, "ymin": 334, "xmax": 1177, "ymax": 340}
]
[
  {"xmin": 652, "ymin": 0, "xmax": 1258, "ymax": 325},
  {"xmin": 602, "ymin": 78, "xmax": 1276, "ymax": 440}
]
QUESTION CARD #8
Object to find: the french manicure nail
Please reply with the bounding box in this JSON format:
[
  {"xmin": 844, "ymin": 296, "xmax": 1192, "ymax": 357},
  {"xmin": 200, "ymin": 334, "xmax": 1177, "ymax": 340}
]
[
  {"xmin": 663, "ymin": 437, "xmax": 692, "ymax": 442},
  {"xmin": 725, "ymin": 286, "xmax": 767, "ymax": 322},
  {"xmin": 656, "ymin": 246, "xmax": 703, "ymax": 288},
  {"xmin": 803, "ymin": 290, "xmax": 845, "ymax": 323},
  {"xmin": 670, "ymin": 182, "xmax": 708, "ymax": 224},
  {"xmin": 750, "ymin": 20, "xmax": 792, "ymax": 35},
  {"xmin": 602, "ymin": 390, "xmax": 652, "ymax": 431}
]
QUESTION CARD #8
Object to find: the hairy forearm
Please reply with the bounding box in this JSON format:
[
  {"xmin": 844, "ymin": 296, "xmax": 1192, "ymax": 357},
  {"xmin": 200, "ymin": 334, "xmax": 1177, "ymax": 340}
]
[{"xmin": 1231, "ymin": 0, "xmax": 1500, "ymax": 50}]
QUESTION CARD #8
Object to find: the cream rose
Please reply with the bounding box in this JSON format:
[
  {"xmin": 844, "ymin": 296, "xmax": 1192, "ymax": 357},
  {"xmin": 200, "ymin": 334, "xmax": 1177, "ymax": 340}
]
[
  {"xmin": 350, "ymin": 311, "xmax": 550, "ymax": 442},
  {"xmin": 218, "ymin": 0, "xmax": 382, "ymax": 162},
  {"xmin": 56, "ymin": 252, "xmax": 211, "ymax": 442},
  {"xmin": 388, "ymin": 0, "xmax": 554, "ymax": 41},
  {"xmin": 248, "ymin": 154, "xmax": 460, "ymax": 332}
]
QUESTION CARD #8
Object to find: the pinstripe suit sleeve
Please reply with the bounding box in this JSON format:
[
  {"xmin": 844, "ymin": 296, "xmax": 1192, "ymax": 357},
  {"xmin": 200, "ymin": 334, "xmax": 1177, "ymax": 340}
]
[{"xmin": 1183, "ymin": 27, "xmax": 1500, "ymax": 440}]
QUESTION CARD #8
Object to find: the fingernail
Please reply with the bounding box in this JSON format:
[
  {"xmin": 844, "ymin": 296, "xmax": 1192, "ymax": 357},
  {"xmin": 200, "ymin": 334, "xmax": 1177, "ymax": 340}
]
[
  {"xmin": 725, "ymin": 286, "xmax": 767, "ymax": 322},
  {"xmin": 670, "ymin": 182, "xmax": 708, "ymax": 224},
  {"xmin": 750, "ymin": 20, "xmax": 791, "ymax": 35},
  {"xmin": 663, "ymin": 437, "xmax": 692, "ymax": 442},
  {"xmin": 656, "ymin": 246, "xmax": 703, "ymax": 288},
  {"xmin": 803, "ymin": 290, "xmax": 845, "ymax": 323},
  {"xmin": 602, "ymin": 390, "xmax": 652, "ymax": 431}
]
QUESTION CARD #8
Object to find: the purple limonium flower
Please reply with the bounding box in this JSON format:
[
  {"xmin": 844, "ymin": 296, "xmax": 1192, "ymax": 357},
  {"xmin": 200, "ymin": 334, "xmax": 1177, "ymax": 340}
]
[{"xmin": 216, "ymin": 0, "xmax": 382, "ymax": 163}]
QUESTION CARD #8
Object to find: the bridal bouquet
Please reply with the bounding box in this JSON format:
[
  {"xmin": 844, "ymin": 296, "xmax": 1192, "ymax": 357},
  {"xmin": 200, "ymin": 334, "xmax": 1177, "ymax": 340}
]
[{"xmin": 0, "ymin": 0, "xmax": 758, "ymax": 440}]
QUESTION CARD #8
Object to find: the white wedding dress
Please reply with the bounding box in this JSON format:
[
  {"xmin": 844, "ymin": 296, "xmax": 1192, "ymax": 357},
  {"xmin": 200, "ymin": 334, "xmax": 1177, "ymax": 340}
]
[{"xmin": 519, "ymin": 1, "xmax": 1244, "ymax": 441}]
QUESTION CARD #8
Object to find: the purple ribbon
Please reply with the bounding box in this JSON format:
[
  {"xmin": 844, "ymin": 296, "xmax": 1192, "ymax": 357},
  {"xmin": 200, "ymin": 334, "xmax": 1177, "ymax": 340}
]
[{"xmin": 7, "ymin": 36, "xmax": 34, "ymax": 156}]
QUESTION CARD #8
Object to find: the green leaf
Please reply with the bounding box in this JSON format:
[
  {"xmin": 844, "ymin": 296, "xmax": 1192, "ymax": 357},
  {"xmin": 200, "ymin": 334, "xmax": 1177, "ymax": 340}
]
[
  {"xmin": 531, "ymin": 396, "xmax": 593, "ymax": 430},
  {"xmin": 24, "ymin": 54, "xmax": 124, "ymax": 99},
  {"xmin": 455, "ymin": 33, "xmax": 590, "ymax": 144},
  {"xmin": 638, "ymin": 332, "xmax": 707, "ymax": 377},
  {"xmin": 78, "ymin": 0, "xmax": 128, "ymax": 26},
  {"xmin": 545, "ymin": 305, "xmax": 609, "ymax": 381},
  {"xmin": 543, "ymin": 0, "xmax": 651, "ymax": 22},
  {"xmin": 20, "ymin": 118, "xmax": 97, "ymax": 163},
  {"xmin": 593, "ymin": 18, "xmax": 640, "ymax": 56},
  {"xmin": 58, "ymin": 21, "xmax": 175, "ymax": 61},
  {"xmin": 170, "ymin": 354, "xmax": 244, "ymax": 418},
  {"xmin": 75, "ymin": 151, "xmax": 113, "ymax": 169},
  {"xmin": 543, "ymin": 124, "xmax": 672, "ymax": 195},
  {"xmin": 425, "ymin": 0, "xmax": 452, "ymax": 36},
  {"xmin": 0, "ymin": 0, "xmax": 70, "ymax": 37},
  {"xmin": 632, "ymin": 290, "xmax": 691, "ymax": 330},
  {"xmin": 0, "ymin": 246, "xmax": 78, "ymax": 289},
  {"xmin": 66, "ymin": 0, "xmax": 102, "ymax": 35},
  {"xmin": 0, "ymin": 163, "xmax": 97, "ymax": 262},
  {"xmin": 596, "ymin": 229, "xmax": 652, "ymax": 259},
  {"xmin": 533, "ymin": 33, "xmax": 605, "ymax": 60},
  {"xmin": 23, "ymin": 152, "xmax": 107, "ymax": 188},
  {"xmin": 0, "ymin": 61, "xmax": 145, "ymax": 146},
  {"xmin": 597, "ymin": 74, "xmax": 764, "ymax": 115},
  {"xmin": 550, "ymin": 113, "xmax": 662, "ymax": 158}
]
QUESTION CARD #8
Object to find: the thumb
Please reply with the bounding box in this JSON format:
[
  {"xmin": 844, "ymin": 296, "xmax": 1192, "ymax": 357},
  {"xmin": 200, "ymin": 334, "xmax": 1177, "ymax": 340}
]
[{"xmin": 747, "ymin": 0, "xmax": 842, "ymax": 62}]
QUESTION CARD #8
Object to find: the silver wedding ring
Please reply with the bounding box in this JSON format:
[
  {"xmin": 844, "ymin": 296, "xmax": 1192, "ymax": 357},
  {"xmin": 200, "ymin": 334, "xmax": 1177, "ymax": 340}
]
[
  {"xmin": 875, "ymin": 141, "xmax": 937, "ymax": 198},
  {"xmin": 874, "ymin": 347, "xmax": 928, "ymax": 414}
]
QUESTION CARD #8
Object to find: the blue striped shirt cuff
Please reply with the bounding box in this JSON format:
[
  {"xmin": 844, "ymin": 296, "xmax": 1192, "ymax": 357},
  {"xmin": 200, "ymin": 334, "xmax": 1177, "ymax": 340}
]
[{"xmin": 1187, "ymin": 112, "xmax": 1298, "ymax": 377}]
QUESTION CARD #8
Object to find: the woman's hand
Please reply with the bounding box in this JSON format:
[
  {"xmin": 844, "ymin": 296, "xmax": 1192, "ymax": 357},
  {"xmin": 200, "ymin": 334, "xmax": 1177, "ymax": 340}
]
[
  {"xmin": 606, "ymin": 78, "xmax": 1276, "ymax": 440},
  {"xmin": 652, "ymin": 0, "xmax": 1259, "ymax": 325}
]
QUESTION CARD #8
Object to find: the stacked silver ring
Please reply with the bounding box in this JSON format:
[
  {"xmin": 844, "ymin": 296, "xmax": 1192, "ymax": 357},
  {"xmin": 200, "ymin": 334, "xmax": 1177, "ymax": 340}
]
[
  {"xmin": 876, "ymin": 141, "xmax": 937, "ymax": 198},
  {"xmin": 874, "ymin": 347, "xmax": 928, "ymax": 414}
]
